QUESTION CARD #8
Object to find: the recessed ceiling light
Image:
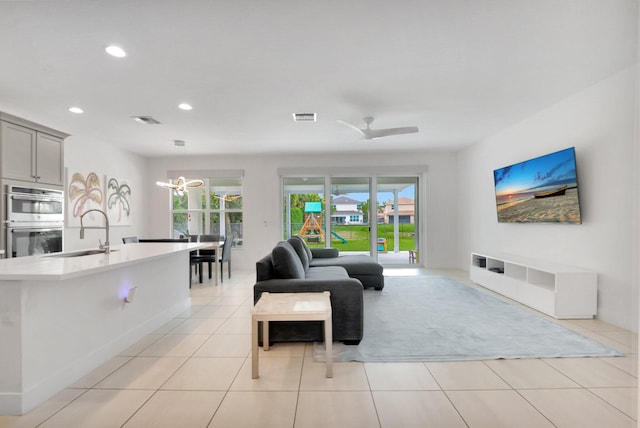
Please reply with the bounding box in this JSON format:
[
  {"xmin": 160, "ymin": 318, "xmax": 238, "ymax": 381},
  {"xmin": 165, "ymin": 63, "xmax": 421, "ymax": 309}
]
[
  {"xmin": 68, "ymin": 106, "xmax": 84, "ymax": 114},
  {"xmin": 178, "ymin": 103, "xmax": 193, "ymax": 111},
  {"xmin": 105, "ymin": 45, "xmax": 126, "ymax": 58}
]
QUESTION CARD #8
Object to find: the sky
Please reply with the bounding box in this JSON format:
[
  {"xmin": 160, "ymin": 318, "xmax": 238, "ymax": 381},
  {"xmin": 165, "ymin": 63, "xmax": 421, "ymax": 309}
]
[{"xmin": 494, "ymin": 148, "xmax": 578, "ymax": 196}]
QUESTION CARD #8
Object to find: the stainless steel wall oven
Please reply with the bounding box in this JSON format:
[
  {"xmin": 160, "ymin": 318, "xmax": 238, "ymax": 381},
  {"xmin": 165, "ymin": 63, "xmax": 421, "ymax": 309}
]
[{"xmin": 5, "ymin": 185, "xmax": 63, "ymax": 257}]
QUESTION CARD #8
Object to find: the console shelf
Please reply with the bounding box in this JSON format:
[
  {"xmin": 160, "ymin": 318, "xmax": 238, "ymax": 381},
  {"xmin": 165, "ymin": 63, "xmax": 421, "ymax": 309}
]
[{"xmin": 470, "ymin": 252, "xmax": 597, "ymax": 319}]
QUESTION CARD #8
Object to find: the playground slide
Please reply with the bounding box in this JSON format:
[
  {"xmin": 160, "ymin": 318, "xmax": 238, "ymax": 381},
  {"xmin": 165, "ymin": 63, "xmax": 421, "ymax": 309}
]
[{"xmin": 330, "ymin": 230, "xmax": 347, "ymax": 243}]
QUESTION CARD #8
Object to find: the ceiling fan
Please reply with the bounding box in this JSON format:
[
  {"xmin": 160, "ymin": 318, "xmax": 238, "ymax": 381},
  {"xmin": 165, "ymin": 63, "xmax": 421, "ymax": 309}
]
[{"xmin": 337, "ymin": 116, "xmax": 419, "ymax": 140}]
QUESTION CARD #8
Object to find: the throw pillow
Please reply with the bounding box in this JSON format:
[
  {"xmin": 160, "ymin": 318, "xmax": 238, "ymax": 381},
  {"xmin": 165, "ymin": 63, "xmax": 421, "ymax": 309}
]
[
  {"xmin": 271, "ymin": 241, "xmax": 306, "ymax": 279},
  {"xmin": 287, "ymin": 236, "xmax": 309, "ymax": 271}
]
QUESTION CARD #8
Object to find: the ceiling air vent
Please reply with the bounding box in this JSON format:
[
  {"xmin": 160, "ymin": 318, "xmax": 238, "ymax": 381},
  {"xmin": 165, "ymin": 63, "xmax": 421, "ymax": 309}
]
[
  {"xmin": 131, "ymin": 116, "xmax": 161, "ymax": 125},
  {"xmin": 293, "ymin": 113, "xmax": 316, "ymax": 122}
]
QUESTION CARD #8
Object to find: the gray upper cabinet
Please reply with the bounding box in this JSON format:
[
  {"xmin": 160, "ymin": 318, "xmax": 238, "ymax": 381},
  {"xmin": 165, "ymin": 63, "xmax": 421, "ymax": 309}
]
[
  {"xmin": 35, "ymin": 131, "xmax": 64, "ymax": 185},
  {"xmin": 0, "ymin": 113, "xmax": 68, "ymax": 187}
]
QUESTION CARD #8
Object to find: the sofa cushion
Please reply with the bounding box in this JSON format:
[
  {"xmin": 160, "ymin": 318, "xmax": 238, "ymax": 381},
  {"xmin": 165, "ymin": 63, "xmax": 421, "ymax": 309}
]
[
  {"xmin": 305, "ymin": 265, "xmax": 350, "ymax": 280},
  {"xmin": 310, "ymin": 247, "xmax": 339, "ymax": 258},
  {"xmin": 287, "ymin": 236, "xmax": 310, "ymax": 271},
  {"xmin": 290, "ymin": 235, "xmax": 313, "ymax": 261},
  {"xmin": 303, "ymin": 239, "xmax": 313, "ymax": 261},
  {"xmin": 309, "ymin": 254, "xmax": 383, "ymax": 276},
  {"xmin": 271, "ymin": 241, "xmax": 306, "ymax": 279}
]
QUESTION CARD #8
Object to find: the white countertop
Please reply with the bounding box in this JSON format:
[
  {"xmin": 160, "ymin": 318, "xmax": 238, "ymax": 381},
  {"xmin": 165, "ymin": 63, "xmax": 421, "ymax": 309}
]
[{"xmin": 0, "ymin": 242, "xmax": 207, "ymax": 281}]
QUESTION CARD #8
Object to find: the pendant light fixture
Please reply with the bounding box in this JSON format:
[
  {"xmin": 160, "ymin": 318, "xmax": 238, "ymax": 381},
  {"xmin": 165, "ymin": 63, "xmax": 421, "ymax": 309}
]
[{"xmin": 155, "ymin": 140, "xmax": 204, "ymax": 195}]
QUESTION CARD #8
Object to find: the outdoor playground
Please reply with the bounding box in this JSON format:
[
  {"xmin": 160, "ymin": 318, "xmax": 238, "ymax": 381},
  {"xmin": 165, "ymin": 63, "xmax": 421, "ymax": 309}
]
[{"xmin": 292, "ymin": 202, "xmax": 415, "ymax": 252}]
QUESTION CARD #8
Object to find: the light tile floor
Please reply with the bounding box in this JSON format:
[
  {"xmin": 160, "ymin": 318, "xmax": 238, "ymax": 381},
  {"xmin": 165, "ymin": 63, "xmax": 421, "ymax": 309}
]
[{"xmin": 1, "ymin": 268, "xmax": 637, "ymax": 428}]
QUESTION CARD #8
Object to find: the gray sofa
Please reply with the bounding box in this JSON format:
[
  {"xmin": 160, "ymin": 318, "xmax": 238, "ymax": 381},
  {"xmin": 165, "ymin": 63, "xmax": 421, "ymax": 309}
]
[
  {"xmin": 308, "ymin": 248, "xmax": 384, "ymax": 290},
  {"xmin": 254, "ymin": 236, "xmax": 383, "ymax": 345}
]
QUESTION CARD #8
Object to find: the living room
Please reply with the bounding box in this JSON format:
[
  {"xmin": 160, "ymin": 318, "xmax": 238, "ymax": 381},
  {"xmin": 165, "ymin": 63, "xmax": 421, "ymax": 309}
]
[
  {"xmin": 0, "ymin": 0, "xmax": 638, "ymax": 426},
  {"xmin": 141, "ymin": 60, "xmax": 638, "ymax": 332}
]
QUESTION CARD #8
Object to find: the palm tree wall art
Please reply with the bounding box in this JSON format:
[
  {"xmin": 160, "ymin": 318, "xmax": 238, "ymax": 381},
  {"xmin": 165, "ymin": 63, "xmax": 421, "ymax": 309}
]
[
  {"xmin": 106, "ymin": 177, "xmax": 132, "ymax": 226},
  {"xmin": 67, "ymin": 171, "xmax": 133, "ymax": 227},
  {"xmin": 67, "ymin": 171, "xmax": 103, "ymax": 227}
]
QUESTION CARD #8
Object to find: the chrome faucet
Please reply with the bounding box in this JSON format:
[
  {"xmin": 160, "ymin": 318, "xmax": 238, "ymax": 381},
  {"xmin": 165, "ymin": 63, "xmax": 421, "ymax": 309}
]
[{"xmin": 79, "ymin": 209, "xmax": 110, "ymax": 253}]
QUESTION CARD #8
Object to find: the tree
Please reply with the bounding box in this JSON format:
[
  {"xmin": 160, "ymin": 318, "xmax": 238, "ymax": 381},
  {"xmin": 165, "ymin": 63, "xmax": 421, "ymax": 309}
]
[
  {"xmin": 360, "ymin": 199, "xmax": 370, "ymax": 223},
  {"xmin": 290, "ymin": 193, "xmax": 322, "ymax": 210}
]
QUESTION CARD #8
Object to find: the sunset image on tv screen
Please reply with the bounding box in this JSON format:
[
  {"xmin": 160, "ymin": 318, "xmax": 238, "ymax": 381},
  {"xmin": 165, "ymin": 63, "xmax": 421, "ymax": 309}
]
[{"xmin": 493, "ymin": 147, "xmax": 582, "ymax": 223}]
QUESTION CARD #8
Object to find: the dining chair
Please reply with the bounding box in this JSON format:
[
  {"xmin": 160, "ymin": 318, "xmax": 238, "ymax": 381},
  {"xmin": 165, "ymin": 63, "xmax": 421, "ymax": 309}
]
[
  {"xmin": 190, "ymin": 253, "xmax": 207, "ymax": 285},
  {"xmin": 122, "ymin": 236, "xmax": 139, "ymax": 243},
  {"xmin": 192, "ymin": 235, "xmax": 219, "ymax": 281},
  {"xmin": 180, "ymin": 234, "xmax": 199, "ymax": 243},
  {"xmin": 180, "ymin": 235, "xmax": 200, "ymax": 282},
  {"xmin": 219, "ymin": 235, "xmax": 233, "ymax": 282},
  {"xmin": 198, "ymin": 234, "xmax": 219, "ymax": 254}
]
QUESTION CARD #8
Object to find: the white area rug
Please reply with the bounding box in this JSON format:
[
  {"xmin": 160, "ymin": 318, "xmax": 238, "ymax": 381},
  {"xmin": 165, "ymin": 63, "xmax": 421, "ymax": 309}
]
[{"xmin": 315, "ymin": 275, "xmax": 621, "ymax": 362}]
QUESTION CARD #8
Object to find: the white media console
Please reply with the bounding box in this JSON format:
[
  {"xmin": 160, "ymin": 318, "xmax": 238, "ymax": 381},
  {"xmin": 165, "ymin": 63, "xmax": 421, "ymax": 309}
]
[{"xmin": 470, "ymin": 252, "xmax": 597, "ymax": 319}]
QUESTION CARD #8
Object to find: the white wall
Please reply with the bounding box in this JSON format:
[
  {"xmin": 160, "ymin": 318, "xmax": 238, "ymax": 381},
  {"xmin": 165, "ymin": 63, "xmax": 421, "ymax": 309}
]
[
  {"xmin": 146, "ymin": 151, "xmax": 459, "ymax": 271},
  {"xmin": 458, "ymin": 66, "xmax": 639, "ymax": 331},
  {"xmin": 63, "ymin": 135, "xmax": 149, "ymax": 251}
]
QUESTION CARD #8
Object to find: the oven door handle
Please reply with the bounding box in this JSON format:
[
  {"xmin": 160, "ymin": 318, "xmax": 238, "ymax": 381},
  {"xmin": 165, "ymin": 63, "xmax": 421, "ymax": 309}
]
[
  {"xmin": 9, "ymin": 193, "xmax": 64, "ymax": 202},
  {"xmin": 9, "ymin": 227, "xmax": 63, "ymax": 233},
  {"xmin": 5, "ymin": 219, "xmax": 63, "ymax": 225},
  {"xmin": 10, "ymin": 194, "xmax": 63, "ymax": 202}
]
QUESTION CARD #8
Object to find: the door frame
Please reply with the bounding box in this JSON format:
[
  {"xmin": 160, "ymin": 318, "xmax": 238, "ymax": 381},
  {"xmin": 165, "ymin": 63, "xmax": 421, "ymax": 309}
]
[{"xmin": 279, "ymin": 165, "xmax": 427, "ymax": 266}]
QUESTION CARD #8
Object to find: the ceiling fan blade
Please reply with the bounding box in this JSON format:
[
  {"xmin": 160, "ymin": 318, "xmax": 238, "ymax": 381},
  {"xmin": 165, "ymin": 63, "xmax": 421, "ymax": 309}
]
[
  {"xmin": 336, "ymin": 120, "xmax": 365, "ymax": 137},
  {"xmin": 364, "ymin": 126, "xmax": 419, "ymax": 139}
]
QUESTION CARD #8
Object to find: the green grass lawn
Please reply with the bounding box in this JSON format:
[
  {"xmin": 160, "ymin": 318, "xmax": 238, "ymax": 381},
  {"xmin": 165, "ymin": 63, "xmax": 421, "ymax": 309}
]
[{"xmin": 298, "ymin": 224, "xmax": 415, "ymax": 251}]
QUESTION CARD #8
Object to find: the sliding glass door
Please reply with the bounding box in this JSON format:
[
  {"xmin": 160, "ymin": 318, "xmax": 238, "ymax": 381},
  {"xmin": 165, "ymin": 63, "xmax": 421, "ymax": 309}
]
[
  {"xmin": 282, "ymin": 172, "xmax": 421, "ymax": 265},
  {"xmin": 376, "ymin": 177, "xmax": 418, "ymax": 265},
  {"xmin": 329, "ymin": 177, "xmax": 371, "ymax": 254},
  {"xmin": 282, "ymin": 177, "xmax": 326, "ymax": 248}
]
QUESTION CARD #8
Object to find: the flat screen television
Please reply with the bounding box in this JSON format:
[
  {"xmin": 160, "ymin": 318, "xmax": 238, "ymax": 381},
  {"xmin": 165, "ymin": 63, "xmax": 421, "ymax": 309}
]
[{"xmin": 493, "ymin": 147, "xmax": 582, "ymax": 223}]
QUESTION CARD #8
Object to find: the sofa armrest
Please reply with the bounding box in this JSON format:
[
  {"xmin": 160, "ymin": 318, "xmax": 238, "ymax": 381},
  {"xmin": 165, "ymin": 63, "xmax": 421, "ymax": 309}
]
[
  {"xmin": 256, "ymin": 254, "xmax": 276, "ymax": 282},
  {"xmin": 310, "ymin": 248, "xmax": 339, "ymax": 258}
]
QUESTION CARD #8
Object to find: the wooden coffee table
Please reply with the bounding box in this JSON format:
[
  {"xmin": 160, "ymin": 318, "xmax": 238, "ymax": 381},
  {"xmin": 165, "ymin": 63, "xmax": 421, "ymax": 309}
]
[{"xmin": 251, "ymin": 291, "xmax": 332, "ymax": 378}]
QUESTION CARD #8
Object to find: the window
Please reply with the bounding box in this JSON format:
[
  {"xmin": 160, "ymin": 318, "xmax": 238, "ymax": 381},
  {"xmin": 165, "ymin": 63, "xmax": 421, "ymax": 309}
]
[
  {"xmin": 208, "ymin": 177, "xmax": 243, "ymax": 244},
  {"xmin": 170, "ymin": 175, "xmax": 243, "ymax": 246}
]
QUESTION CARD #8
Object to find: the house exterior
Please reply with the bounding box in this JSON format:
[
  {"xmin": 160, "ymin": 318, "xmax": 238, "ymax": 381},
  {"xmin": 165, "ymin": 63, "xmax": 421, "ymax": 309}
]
[
  {"xmin": 331, "ymin": 196, "xmax": 364, "ymax": 225},
  {"xmin": 380, "ymin": 197, "xmax": 415, "ymax": 224}
]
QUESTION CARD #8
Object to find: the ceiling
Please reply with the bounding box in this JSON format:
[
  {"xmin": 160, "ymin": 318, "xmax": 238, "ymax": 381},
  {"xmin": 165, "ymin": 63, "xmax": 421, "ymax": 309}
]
[{"xmin": 0, "ymin": 0, "xmax": 637, "ymax": 157}]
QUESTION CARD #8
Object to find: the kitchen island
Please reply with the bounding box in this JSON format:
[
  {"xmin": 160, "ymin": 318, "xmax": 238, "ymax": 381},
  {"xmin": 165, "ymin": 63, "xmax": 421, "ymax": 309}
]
[{"xmin": 0, "ymin": 242, "xmax": 206, "ymax": 415}]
